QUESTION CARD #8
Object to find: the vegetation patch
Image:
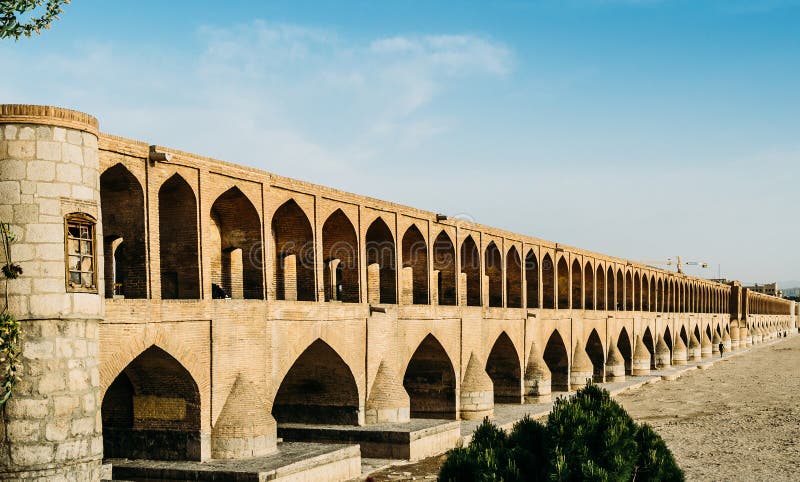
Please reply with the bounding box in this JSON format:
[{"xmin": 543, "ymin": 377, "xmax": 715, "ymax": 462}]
[{"xmin": 439, "ymin": 384, "xmax": 684, "ymax": 481}]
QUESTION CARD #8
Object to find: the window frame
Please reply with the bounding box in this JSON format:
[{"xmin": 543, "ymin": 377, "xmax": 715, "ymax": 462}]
[{"xmin": 64, "ymin": 212, "xmax": 98, "ymax": 293}]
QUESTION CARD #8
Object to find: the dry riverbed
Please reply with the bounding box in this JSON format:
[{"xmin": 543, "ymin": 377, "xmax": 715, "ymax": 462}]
[{"xmin": 367, "ymin": 334, "xmax": 800, "ymax": 481}]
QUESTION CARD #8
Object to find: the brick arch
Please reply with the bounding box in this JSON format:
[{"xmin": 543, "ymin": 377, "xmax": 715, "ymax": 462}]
[
  {"xmin": 461, "ymin": 235, "xmax": 481, "ymax": 307},
  {"xmin": 486, "ymin": 331, "xmax": 522, "ymax": 403},
  {"xmin": 366, "ymin": 216, "xmax": 397, "ymax": 304},
  {"xmin": 485, "ymin": 241, "xmax": 503, "ymax": 308},
  {"xmin": 595, "ymin": 262, "xmax": 607, "ymax": 310},
  {"xmin": 585, "ymin": 328, "xmax": 606, "ymax": 382},
  {"xmin": 100, "ymin": 162, "xmax": 147, "ymax": 299},
  {"xmin": 525, "ymin": 250, "xmax": 539, "ymax": 309},
  {"xmin": 209, "ymin": 186, "xmax": 264, "ymax": 299},
  {"xmin": 158, "ymin": 173, "xmax": 200, "ymax": 299},
  {"xmin": 663, "ymin": 325, "xmax": 673, "ymax": 352},
  {"xmin": 402, "ymin": 333, "xmax": 457, "ymax": 419},
  {"xmin": 506, "ymin": 246, "xmax": 522, "ymax": 308},
  {"xmin": 433, "ymin": 230, "xmax": 457, "ymax": 306},
  {"xmin": 268, "ymin": 194, "xmax": 315, "ymax": 227},
  {"xmin": 207, "ymin": 181, "xmax": 262, "ymax": 217},
  {"xmin": 101, "ymin": 344, "xmax": 203, "ymax": 461},
  {"xmin": 571, "ymin": 258, "xmax": 582, "ymax": 310},
  {"xmin": 272, "ymin": 198, "xmax": 316, "ymax": 301},
  {"xmin": 322, "ymin": 208, "xmax": 360, "ymax": 303},
  {"xmin": 272, "ymin": 338, "xmax": 361, "ymax": 425},
  {"xmin": 402, "ymin": 224, "xmax": 429, "ymax": 304},
  {"xmin": 616, "ymin": 326, "xmax": 633, "ymax": 374},
  {"xmin": 543, "ymin": 328, "xmax": 569, "ymax": 391},
  {"xmin": 100, "ymin": 336, "xmax": 209, "ymax": 404},
  {"xmin": 556, "ymin": 256, "xmax": 569, "ymax": 309}
]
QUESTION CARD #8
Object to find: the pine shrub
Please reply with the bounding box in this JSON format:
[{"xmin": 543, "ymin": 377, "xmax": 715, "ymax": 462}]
[{"xmin": 438, "ymin": 383, "xmax": 684, "ymax": 482}]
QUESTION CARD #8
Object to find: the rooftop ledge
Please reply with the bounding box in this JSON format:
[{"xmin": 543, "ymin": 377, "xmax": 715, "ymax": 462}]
[{"xmin": 0, "ymin": 104, "xmax": 99, "ymax": 135}]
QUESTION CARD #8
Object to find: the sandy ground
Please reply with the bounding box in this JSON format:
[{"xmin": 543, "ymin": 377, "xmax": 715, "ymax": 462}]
[{"xmin": 367, "ymin": 335, "xmax": 800, "ymax": 481}]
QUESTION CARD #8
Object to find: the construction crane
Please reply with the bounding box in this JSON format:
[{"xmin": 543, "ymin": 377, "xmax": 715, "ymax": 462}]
[{"xmin": 635, "ymin": 256, "xmax": 709, "ymax": 274}]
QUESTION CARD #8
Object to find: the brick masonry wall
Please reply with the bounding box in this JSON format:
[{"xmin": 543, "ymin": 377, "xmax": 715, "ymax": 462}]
[{"xmin": 4, "ymin": 105, "xmax": 795, "ymax": 472}]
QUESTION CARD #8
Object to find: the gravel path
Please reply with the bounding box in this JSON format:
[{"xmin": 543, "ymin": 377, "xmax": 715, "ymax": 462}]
[
  {"xmin": 367, "ymin": 334, "xmax": 800, "ymax": 481},
  {"xmin": 617, "ymin": 335, "xmax": 800, "ymax": 481}
]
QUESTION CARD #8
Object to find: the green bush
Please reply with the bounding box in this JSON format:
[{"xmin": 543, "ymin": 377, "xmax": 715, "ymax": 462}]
[
  {"xmin": 633, "ymin": 424, "xmax": 684, "ymax": 481},
  {"xmin": 439, "ymin": 419, "xmax": 521, "ymax": 482},
  {"xmin": 439, "ymin": 384, "xmax": 684, "ymax": 482}
]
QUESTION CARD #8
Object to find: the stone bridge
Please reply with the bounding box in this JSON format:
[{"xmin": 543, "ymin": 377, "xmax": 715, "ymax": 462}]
[{"xmin": 0, "ymin": 105, "xmax": 796, "ymax": 480}]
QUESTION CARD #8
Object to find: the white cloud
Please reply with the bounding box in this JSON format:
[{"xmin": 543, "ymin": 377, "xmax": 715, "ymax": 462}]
[{"xmin": 0, "ymin": 20, "xmax": 513, "ymax": 183}]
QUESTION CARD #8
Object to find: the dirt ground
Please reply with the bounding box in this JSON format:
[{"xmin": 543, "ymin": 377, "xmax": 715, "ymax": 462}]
[{"xmin": 367, "ymin": 335, "xmax": 800, "ymax": 481}]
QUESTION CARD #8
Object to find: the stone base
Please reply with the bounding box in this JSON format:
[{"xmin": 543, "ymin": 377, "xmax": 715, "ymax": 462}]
[
  {"xmin": 569, "ymin": 370, "xmax": 593, "ymax": 390},
  {"xmin": 654, "ymin": 354, "xmax": 671, "ymax": 369},
  {"xmin": 0, "ymin": 458, "xmax": 102, "ymax": 482},
  {"xmin": 108, "ymin": 442, "xmax": 361, "ymax": 482},
  {"xmin": 277, "ymin": 419, "xmax": 461, "ymax": 461},
  {"xmin": 365, "ymin": 406, "xmax": 411, "ymax": 425},
  {"xmin": 605, "ymin": 364, "xmax": 625, "ymax": 381},
  {"xmin": 524, "ymin": 393, "xmax": 552, "ymax": 404},
  {"xmin": 524, "ymin": 378, "xmax": 551, "ymax": 402},
  {"xmin": 211, "ymin": 433, "xmax": 278, "ymax": 460},
  {"xmin": 672, "ymin": 352, "xmax": 688, "ymax": 366},
  {"xmin": 631, "ymin": 361, "xmax": 650, "ymax": 376},
  {"xmin": 460, "ymin": 390, "xmax": 494, "ymax": 421}
]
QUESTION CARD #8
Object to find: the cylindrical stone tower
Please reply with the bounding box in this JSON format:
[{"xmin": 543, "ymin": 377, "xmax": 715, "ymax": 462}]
[{"xmin": 0, "ymin": 105, "xmax": 103, "ymax": 481}]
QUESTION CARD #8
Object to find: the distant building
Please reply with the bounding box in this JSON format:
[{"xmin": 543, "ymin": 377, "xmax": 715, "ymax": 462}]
[
  {"xmin": 746, "ymin": 282, "xmax": 783, "ymax": 297},
  {"xmin": 782, "ymin": 287, "xmax": 800, "ymax": 298}
]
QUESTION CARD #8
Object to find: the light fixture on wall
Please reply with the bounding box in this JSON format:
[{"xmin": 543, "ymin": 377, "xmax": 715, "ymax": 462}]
[{"xmin": 149, "ymin": 145, "xmax": 173, "ymax": 164}]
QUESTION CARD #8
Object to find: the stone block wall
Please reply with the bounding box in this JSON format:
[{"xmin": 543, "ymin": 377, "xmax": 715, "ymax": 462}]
[{"xmin": 0, "ymin": 106, "xmax": 103, "ymax": 481}]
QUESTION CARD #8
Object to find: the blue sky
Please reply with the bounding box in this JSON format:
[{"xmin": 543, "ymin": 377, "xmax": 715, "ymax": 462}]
[{"xmin": 2, "ymin": 0, "xmax": 799, "ymax": 284}]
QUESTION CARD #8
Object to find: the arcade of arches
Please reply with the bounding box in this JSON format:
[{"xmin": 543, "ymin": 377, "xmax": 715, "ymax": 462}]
[{"xmin": 92, "ymin": 129, "xmax": 798, "ymax": 464}]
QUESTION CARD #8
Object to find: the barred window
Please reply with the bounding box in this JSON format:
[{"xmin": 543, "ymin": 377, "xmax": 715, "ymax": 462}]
[{"xmin": 65, "ymin": 213, "xmax": 97, "ymax": 293}]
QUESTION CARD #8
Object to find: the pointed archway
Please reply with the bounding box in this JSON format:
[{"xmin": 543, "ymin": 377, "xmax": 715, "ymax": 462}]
[
  {"xmin": 643, "ymin": 327, "xmax": 655, "ymax": 369},
  {"xmin": 366, "ymin": 218, "xmax": 397, "ymax": 304},
  {"xmin": 525, "ymin": 250, "xmax": 539, "ymax": 309},
  {"xmin": 102, "ymin": 346, "xmax": 201, "ymax": 461},
  {"xmin": 403, "ymin": 335, "xmax": 457, "ymax": 419},
  {"xmin": 158, "ymin": 174, "xmax": 200, "ymax": 299},
  {"xmin": 273, "ymin": 340, "xmax": 360, "ymax": 425},
  {"xmin": 543, "ymin": 331, "xmax": 569, "ymax": 391},
  {"xmin": 557, "ymin": 257, "xmax": 569, "ymax": 309},
  {"xmin": 211, "ymin": 187, "xmax": 264, "ymax": 299},
  {"xmin": 617, "ymin": 327, "xmax": 633, "ymax": 374},
  {"xmin": 272, "ymin": 200, "xmax": 315, "ymax": 301},
  {"xmin": 402, "ymin": 225, "xmax": 429, "ymax": 304},
  {"xmin": 596, "ymin": 265, "xmax": 606, "ymax": 310},
  {"xmin": 101, "ymin": 164, "xmax": 146, "ymax": 299},
  {"xmin": 433, "ymin": 231, "xmax": 456, "ymax": 306},
  {"xmin": 542, "ymin": 253, "xmax": 555, "ymax": 309},
  {"xmin": 506, "ymin": 247, "xmax": 522, "ymax": 308},
  {"xmin": 322, "ymin": 209, "xmax": 360, "ymax": 302},
  {"xmin": 461, "ymin": 236, "xmax": 481, "ymax": 306},
  {"xmin": 486, "ymin": 332, "xmax": 522, "ymax": 403},
  {"xmin": 485, "ymin": 242, "xmax": 503, "ymax": 307},
  {"xmin": 586, "ymin": 329, "xmax": 605, "ymax": 382}
]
